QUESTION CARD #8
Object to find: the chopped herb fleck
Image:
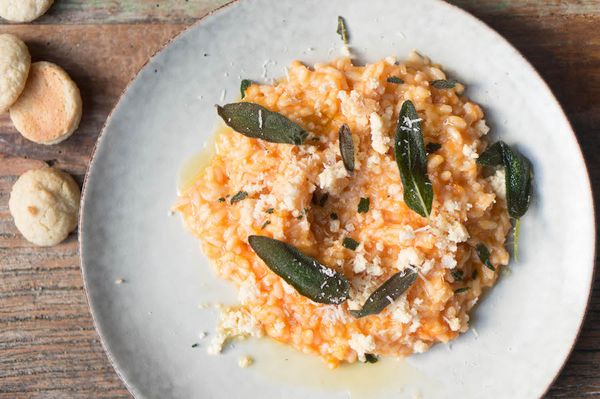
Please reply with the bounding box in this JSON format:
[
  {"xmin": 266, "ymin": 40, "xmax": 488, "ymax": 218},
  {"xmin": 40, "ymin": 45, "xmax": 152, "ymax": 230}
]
[
  {"xmin": 319, "ymin": 193, "xmax": 329, "ymax": 207},
  {"xmin": 364, "ymin": 353, "xmax": 379, "ymax": 363},
  {"xmin": 261, "ymin": 220, "xmax": 271, "ymax": 229},
  {"xmin": 426, "ymin": 142, "xmax": 442, "ymax": 153},
  {"xmin": 240, "ymin": 79, "xmax": 252, "ymax": 99},
  {"xmin": 431, "ymin": 79, "xmax": 457, "ymax": 89},
  {"xmin": 218, "ymin": 197, "xmax": 226, "ymax": 203},
  {"xmin": 191, "ymin": 343, "xmax": 200, "ymax": 348},
  {"xmin": 230, "ymin": 191, "xmax": 248, "ymax": 204},
  {"xmin": 266, "ymin": 208, "xmax": 275, "ymax": 214},
  {"xmin": 476, "ymin": 243, "xmax": 496, "ymax": 271},
  {"xmin": 357, "ymin": 197, "xmax": 370, "ymax": 213},
  {"xmin": 387, "ymin": 76, "xmax": 404, "ymax": 84},
  {"xmin": 454, "ymin": 287, "xmax": 470, "ymax": 294},
  {"xmin": 451, "ymin": 270, "xmax": 464, "ymax": 281},
  {"xmin": 330, "ymin": 212, "xmax": 338, "ymax": 220},
  {"xmin": 342, "ymin": 237, "xmax": 359, "ymax": 251},
  {"xmin": 336, "ymin": 16, "xmax": 349, "ymax": 44}
]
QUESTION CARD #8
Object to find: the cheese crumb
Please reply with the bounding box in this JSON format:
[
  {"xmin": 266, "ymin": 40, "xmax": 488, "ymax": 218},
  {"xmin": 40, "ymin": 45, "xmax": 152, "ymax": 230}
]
[
  {"xmin": 413, "ymin": 340, "xmax": 429, "ymax": 353},
  {"xmin": 238, "ymin": 275, "xmax": 260, "ymax": 305},
  {"xmin": 370, "ymin": 112, "xmax": 390, "ymax": 154},
  {"xmin": 488, "ymin": 169, "xmax": 506, "ymax": 200},
  {"xmin": 444, "ymin": 316, "xmax": 461, "ymax": 332},
  {"xmin": 207, "ymin": 306, "xmax": 263, "ymax": 355},
  {"xmin": 420, "ymin": 259, "xmax": 435, "ymax": 274},
  {"xmin": 441, "ymin": 254, "xmax": 457, "ymax": 269},
  {"xmin": 353, "ymin": 253, "xmax": 368, "ymax": 273},
  {"xmin": 367, "ymin": 256, "xmax": 384, "ymax": 276},
  {"xmin": 398, "ymin": 225, "xmax": 415, "ymax": 242},
  {"xmin": 462, "ymin": 143, "xmax": 479, "ymax": 160},
  {"xmin": 348, "ymin": 333, "xmax": 376, "ymax": 362},
  {"xmin": 238, "ymin": 355, "xmax": 254, "ymax": 368},
  {"xmin": 475, "ymin": 119, "xmax": 490, "ymax": 136},
  {"xmin": 396, "ymin": 247, "xmax": 424, "ymax": 271},
  {"xmin": 318, "ymin": 161, "xmax": 348, "ymax": 194},
  {"xmin": 447, "ymin": 221, "xmax": 469, "ymax": 243}
]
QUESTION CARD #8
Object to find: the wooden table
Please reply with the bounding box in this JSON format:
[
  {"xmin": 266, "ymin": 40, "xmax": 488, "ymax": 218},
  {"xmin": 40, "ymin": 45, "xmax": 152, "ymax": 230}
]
[{"xmin": 0, "ymin": 1, "xmax": 598, "ymax": 397}]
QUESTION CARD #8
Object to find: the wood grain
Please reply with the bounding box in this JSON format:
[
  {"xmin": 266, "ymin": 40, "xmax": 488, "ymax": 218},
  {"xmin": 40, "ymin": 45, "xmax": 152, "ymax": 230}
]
[{"xmin": 1, "ymin": 1, "xmax": 599, "ymax": 398}]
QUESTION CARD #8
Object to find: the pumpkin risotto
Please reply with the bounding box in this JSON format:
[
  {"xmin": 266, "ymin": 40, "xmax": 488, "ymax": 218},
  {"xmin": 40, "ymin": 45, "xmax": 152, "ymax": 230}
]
[{"xmin": 174, "ymin": 52, "xmax": 513, "ymax": 368}]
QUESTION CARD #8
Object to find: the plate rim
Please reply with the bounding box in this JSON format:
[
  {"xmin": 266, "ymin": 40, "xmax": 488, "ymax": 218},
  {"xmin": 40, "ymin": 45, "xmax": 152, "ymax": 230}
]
[{"xmin": 77, "ymin": 0, "xmax": 597, "ymax": 397}]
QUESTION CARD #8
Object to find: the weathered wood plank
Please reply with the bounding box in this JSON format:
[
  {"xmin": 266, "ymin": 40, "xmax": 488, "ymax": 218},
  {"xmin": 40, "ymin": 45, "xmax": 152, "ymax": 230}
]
[
  {"xmin": 0, "ymin": 0, "xmax": 598, "ymax": 25},
  {"xmin": 0, "ymin": 24, "xmax": 186, "ymax": 399},
  {"xmin": 0, "ymin": 0, "xmax": 230, "ymax": 25}
]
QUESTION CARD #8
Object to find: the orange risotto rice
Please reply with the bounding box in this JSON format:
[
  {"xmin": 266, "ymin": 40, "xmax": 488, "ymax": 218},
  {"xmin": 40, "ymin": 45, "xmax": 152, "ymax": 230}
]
[{"xmin": 174, "ymin": 52, "xmax": 511, "ymax": 368}]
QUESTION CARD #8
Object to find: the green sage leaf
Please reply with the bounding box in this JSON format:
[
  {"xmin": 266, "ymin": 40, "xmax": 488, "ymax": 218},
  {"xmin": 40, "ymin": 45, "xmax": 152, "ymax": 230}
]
[
  {"xmin": 476, "ymin": 243, "xmax": 496, "ymax": 271},
  {"xmin": 387, "ymin": 76, "xmax": 404, "ymax": 84},
  {"xmin": 394, "ymin": 100, "xmax": 433, "ymax": 217},
  {"xmin": 357, "ymin": 197, "xmax": 370, "ymax": 213},
  {"xmin": 350, "ymin": 270, "xmax": 417, "ymax": 318},
  {"xmin": 337, "ymin": 16, "xmax": 349, "ymax": 44},
  {"xmin": 248, "ymin": 235, "xmax": 350, "ymax": 305},
  {"xmin": 477, "ymin": 141, "xmax": 504, "ymax": 167},
  {"xmin": 504, "ymin": 146, "xmax": 533, "ymax": 219},
  {"xmin": 339, "ymin": 124, "xmax": 355, "ymax": 172},
  {"xmin": 431, "ymin": 79, "xmax": 457, "ymax": 89},
  {"xmin": 230, "ymin": 191, "xmax": 248, "ymax": 204},
  {"xmin": 240, "ymin": 79, "xmax": 252, "ymax": 99},
  {"xmin": 478, "ymin": 141, "xmax": 533, "ymax": 219},
  {"xmin": 217, "ymin": 102, "xmax": 308, "ymax": 145}
]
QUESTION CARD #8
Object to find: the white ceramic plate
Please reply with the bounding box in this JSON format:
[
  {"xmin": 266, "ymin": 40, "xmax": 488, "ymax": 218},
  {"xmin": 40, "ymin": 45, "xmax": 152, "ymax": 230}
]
[{"xmin": 80, "ymin": 0, "xmax": 595, "ymax": 398}]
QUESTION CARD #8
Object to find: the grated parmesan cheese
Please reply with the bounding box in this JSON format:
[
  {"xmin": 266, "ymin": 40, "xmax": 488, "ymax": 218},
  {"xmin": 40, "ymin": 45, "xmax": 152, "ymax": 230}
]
[
  {"xmin": 348, "ymin": 333, "xmax": 376, "ymax": 362},
  {"xmin": 462, "ymin": 143, "xmax": 479, "ymax": 160},
  {"xmin": 488, "ymin": 169, "xmax": 506, "ymax": 200},
  {"xmin": 317, "ymin": 161, "xmax": 348, "ymax": 194},
  {"xmin": 369, "ymin": 112, "xmax": 390, "ymax": 154},
  {"xmin": 475, "ymin": 119, "xmax": 490, "ymax": 137},
  {"xmin": 396, "ymin": 247, "xmax": 424, "ymax": 271}
]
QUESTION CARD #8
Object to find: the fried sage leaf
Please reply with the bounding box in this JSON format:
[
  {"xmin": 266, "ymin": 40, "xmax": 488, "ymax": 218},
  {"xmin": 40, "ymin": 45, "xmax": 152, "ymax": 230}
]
[
  {"xmin": 248, "ymin": 235, "xmax": 349, "ymax": 304},
  {"xmin": 217, "ymin": 102, "xmax": 308, "ymax": 145},
  {"xmin": 431, "ymin": 79, "xmax": 457, "ymax": 89},
  {"xmin": 478, "ymin": 141, "xmax": 533, "ymax": 219},
  {"xmin": 350, "ymin": 270, "xmax": 417, "ymax": 318},
  {"xmin": 337, "ymin": 16, "xmax": 349, "ymax": 44},
  {"xmin": 339, "ymin": 124, "xmax": 355, "ymax": 172},
  {"xmin": 240, "ymin": 79, "xmax": 252, "ymax": 99},
  {"xmin": 504, "ymin": 145, "xmax": 533, "ymax": 219},
  {"xmin": 476, "ymin": 243, "xmax": 496, "ymax": 272},
  {"xmin": 477, "ymin": 141, "xmax": 504, "ymax": 167},
  {"xmin": 387, "ymin": 76, "xmax": 404, "ymax": 84},
  {"xmin": 394, "ymin": 100, "xmax": 433, "ymax": 217}
]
